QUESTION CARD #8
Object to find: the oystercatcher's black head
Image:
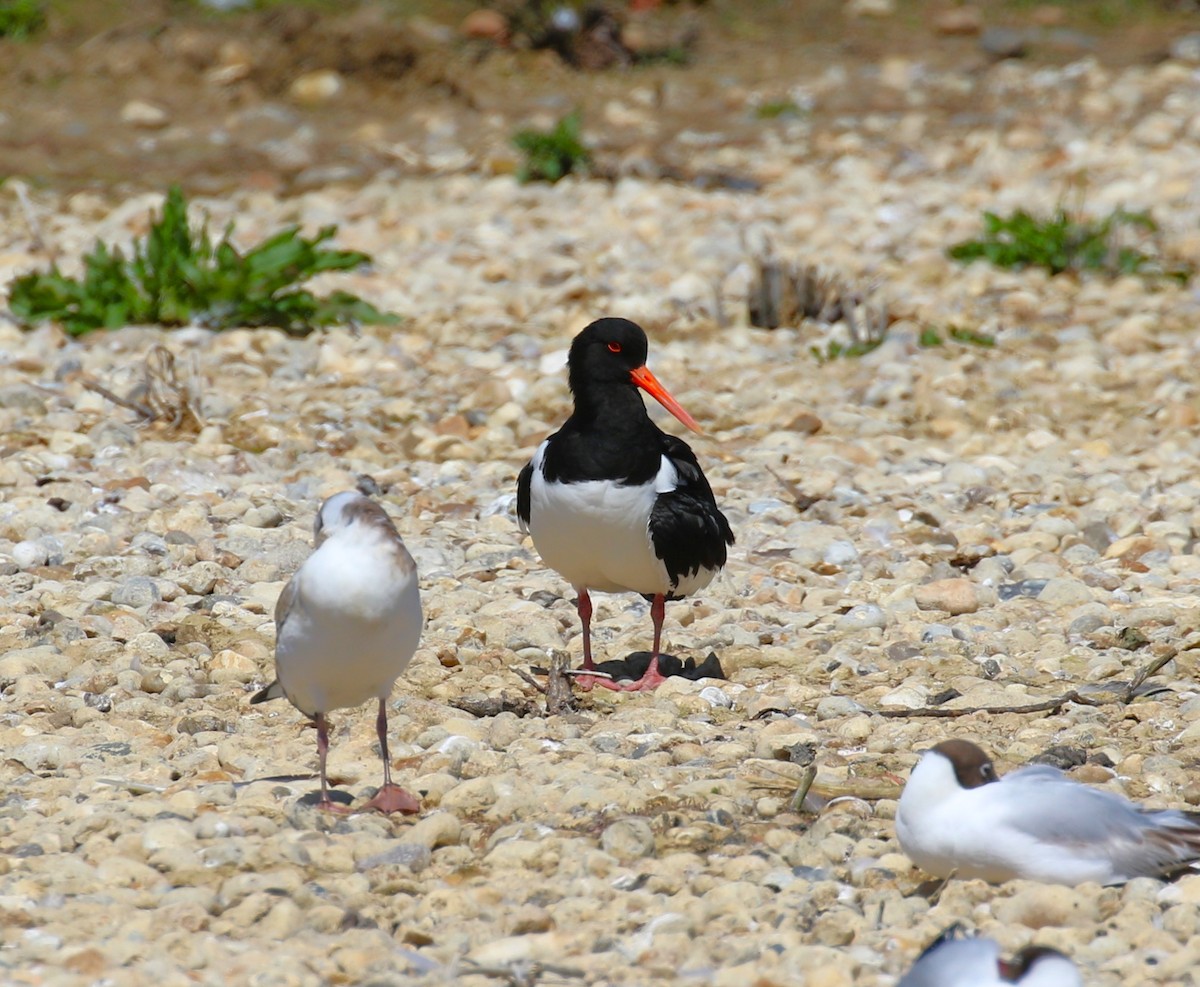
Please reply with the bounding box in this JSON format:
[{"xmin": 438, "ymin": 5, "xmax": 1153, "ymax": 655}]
[{"xmin": 567, "ymin": 318, "xmax": 700, "ymax": 433}]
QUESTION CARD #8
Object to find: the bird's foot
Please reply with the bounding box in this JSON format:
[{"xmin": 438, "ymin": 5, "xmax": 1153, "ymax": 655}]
[
  {"xmin": 360, "ymin": 784, "xmax": 421, "ymax": 815},
  {"xmin": 584, "ymin": 664, "xmax": 669, "ymax": 692},
  {"xmin": 314, "ymin": 797, "xmax": 355, "ymax": 815},
  {"xmin": 562, "ymin": 667, "xmax": 613, "ymax": 693}
]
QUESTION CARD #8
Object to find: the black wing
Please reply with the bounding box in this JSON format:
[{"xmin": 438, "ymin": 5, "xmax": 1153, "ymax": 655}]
[
  {"xmin": 649, "ymin": 434, "xmax": 734, "ymax": 594},
  {"xmin": 516, "ymin": 461, "xmax": 533, "ymax": 530}
]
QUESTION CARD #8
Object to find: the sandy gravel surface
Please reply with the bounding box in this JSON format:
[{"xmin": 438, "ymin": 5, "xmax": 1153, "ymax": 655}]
[{"xmin": 3, "ymin": 49, "xmax": 1200, "ymax": 987}]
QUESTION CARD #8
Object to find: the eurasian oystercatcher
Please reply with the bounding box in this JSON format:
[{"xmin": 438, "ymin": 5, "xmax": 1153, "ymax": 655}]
[
  {"xmin": 516, "ymin": 317, "xmax": 734, "ymax": 691},
  {"xmin": 251, "ymin": 491, "xmax": 423, "ymax": 814}
]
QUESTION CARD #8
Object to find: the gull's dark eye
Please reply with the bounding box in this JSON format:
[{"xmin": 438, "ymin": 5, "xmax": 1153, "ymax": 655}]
[
  {"xmin": 607, "ymin": 341, "xmax": 622, "ymax": 353},
  {"xmin": 980, "ymin": 762, "xmax": 997, "ymax": 782}
]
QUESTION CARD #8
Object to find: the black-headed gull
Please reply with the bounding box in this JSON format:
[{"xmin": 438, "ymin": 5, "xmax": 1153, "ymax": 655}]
[
  {"xmin": 896, "ymin": 738, "xmax": 1200, "ymax": 885},
  {"xmin": 516, "ymin": 318, "xmax": 733, "ymax": 691},
  {"xmin": 252, "ymin": 491, "xmax": 422, "ymax": 814},
  {"xmin": 898, "ymin": 925, "xmax": 1082, "ymax": 986}
]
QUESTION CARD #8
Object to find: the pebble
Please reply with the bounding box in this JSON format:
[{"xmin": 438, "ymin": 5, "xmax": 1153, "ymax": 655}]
[
  {"xmin": 1, "ymin": 48, "xmax": 1198, "ymax": 986},
  {"xmin": 110, "ymin": 576, "xmax": 162, "ymax": 608},
  {"xmin": 836, "ymin": 603, "xmax": 887, "ymax": 632},
  {"xmin": 913, "ymin": 578, "xmax": 982, "ymax": 615},
  {"xmin": 600, "ymin": 818, "xmax": 656, "ymax": 862},
  {"xmin": 119, "ymin": 100, "xmax": 170, "ymax": 129}
]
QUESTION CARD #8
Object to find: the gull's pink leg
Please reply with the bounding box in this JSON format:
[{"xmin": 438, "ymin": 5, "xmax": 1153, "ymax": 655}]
[
  {"xmin": 360, "ymin": 698, "xmax": 420, "ymax": 815},
  {"xmin": 314, "ymin": 713, "xmax": 352, "ymax": 814}
]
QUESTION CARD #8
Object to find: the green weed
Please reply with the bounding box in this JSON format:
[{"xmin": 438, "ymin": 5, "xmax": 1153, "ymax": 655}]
[
  {"xmin": 755, "ymin": 99, "xmax": 803, "ymax": 120},
  {"xmin": 8, "ymin": 186, "xmax": 396, "ymax": 336},
  {"xmin": 809, "ymin": 339, "xmax": 882, "ymax": 363},
  {"xmin": 947, "ymin": 206, "xmax": 1191, "ymax": 281},
  {"xmin": 0, "ymin": 0, "xmax": 45, "ymax": 40},
  {"xmin": 512, "ymin": 110, "xmax": 590, "ymax": 184},
  {"xmin": 920, "ymin": 325, "xmax": 997, "ymax": 348}
]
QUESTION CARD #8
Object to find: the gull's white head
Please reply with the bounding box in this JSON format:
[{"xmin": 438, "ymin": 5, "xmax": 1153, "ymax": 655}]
[
  {"xmin": 900, "ymin": 739, "xmax": 1000, "ymax": 817},
  {"xmin": 313, "ymin": 491, "xmax": 401, "ymax": 547},
  {"xmin": 927, "ymin": 739, "xmax": 1000, "ymax": 789}
]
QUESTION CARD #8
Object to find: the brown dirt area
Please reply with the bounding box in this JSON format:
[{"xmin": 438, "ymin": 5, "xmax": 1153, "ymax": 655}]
[{"xmin": 0, "ymin": 0, "xmax": 1196, "ymax": 197}]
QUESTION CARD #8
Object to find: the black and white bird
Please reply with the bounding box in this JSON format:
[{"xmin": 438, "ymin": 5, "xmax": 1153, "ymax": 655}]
[
  {"xmin": 251, "ymin": 491, "xmax": 423, "ymax": 814},
  {"xmin": 898, "ymin": 925, "xmax": 1081, "ymax": 987},
  {"xmin": 516, "ymin": 318, "xmax": 733, "ymax": 691},
  {"xmin": 897, "ymin": 739, "xmax": 1200, "ymax": 885}
]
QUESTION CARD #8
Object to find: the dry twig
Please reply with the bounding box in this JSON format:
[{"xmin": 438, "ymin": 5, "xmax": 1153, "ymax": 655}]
[
  {"xmin": 460, "ymin": 959, "xmax": 585, "ymax": 986},
  {"xmin": 876, "ymin": 645, "xmax": 1186, "ymax": 719},
  {"xmin": 78, "ymin": 344, "xmax": 204, "ymax": 431},
  {"xmin": 516, "ymin": 652, "xmax": 579, "ymax": 716},
  {"xmin": 12, "ymin": 181, "xmax": 46, "ymax": 253}
]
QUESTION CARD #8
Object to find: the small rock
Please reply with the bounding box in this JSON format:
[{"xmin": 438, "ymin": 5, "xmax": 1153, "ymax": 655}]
[
  {"xmin": 242, "ymin": 505, "xmax": 284, "ymax": 529},
  {"xmin": 933, "ymin": 7, "xmax": 982, "ymax": 35},
  {"xmin": 357, "ymin": 843, "xmax": 431, "ymax": 873},
  {"xmin": 288, "ymin": 70, "xmax": 344, "ymax": 106},
  {"xmin": 111, "ymin": 576, "xmax": 162, "ymax": 609},
  {"xmin": 846, "ymin": 0, "xmax": 896, "ymax": 16},
  {"xmin": 1036, "ymin": 578, "xmax": 1093, "ymax": 607},
  {"xmin": 992, "ymin": 883, "xmax": 1098, "ymax": 928},
  {"xmin": 980, "ymin": 26, "xmax": 1027, "ymax": 59},
  {"xmin": 815, "ymin": 696, "xmax": 864, "ymax": 720},
  {"xmin": 600, "ymin": 818, "xmax": 656, "ymax": 862},
  {"xmin": 998, "ymin": 579, "xmax": 1047, "ymax": 601},
  {"xmin": 461, "ymin": 9, "xmax": 508, "ymax": 41},
  {"xmin": 836, "ymin": 603, "xmax": 887, "ymax": 632},
  {"xmin": 120, "ymin": 100, "xmax": 169, "ymax": 129},
  {"xmin": 11, "ymin": 540, "xmax": 48, "ymax": 568},
  {"xmin": 1169, "ymin": 32, "xmax": 1200, "ymax": 63},
  {"xmin": 913, "ymin": 578, "xmax": 981, "ymax": 615}
]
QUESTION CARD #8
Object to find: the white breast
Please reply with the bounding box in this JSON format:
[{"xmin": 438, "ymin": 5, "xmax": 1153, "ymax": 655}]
[
  {"xmin": 274, "ymin": 535, "xmax": 422, "ymax": 716},
  {"xmin": 527, "ymin": 441, "xmax": 678, "ymax": 595}
]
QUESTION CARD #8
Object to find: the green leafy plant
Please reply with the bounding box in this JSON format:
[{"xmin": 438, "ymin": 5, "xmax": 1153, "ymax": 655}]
[
  {"xmin": 809, "ymin": 339, "xmax": 882, "ymax": 363},
  {"xmin": 512, "ymin": 110, "xmax": 590, "ymax": 183},
  {"xmin": 755, "ymin": 99, "xmax": 803, "ymax": 120},
  {"xmin": 947, "ymin": 325, "xmax": 996, "ymax": 347},
  {"xmin": 8, "ymin": 186, "xmax": 396, "ymax": 335},
  {"xmin": 947, "ymin": 206, "xmax": 1191, "ymax": 282},
  {"xmin": 0, "ymin": 0, "xmax": 45, "ymax": 40},
  {"xmin": 919, "ymin": 325, "xmax": 997, "ymax": 348}
]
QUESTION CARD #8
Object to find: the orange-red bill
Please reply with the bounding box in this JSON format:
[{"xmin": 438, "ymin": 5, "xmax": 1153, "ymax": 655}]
[{"xmin": 630, "ymin": 365, "xmax": 702, "ymax": 434}]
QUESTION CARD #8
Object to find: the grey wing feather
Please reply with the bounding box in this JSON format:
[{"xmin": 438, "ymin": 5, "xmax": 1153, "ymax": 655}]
[
  {"xmin": 1003, "ymin": 767, "xmax": 1200, "ymax": 876},
  {"xmin": 252, "ymin": 576, "xmax": 301, "ymax": 706},
  {"xmin": 274, "ymin": 575, "xmax": 300, "ymax": 636},
  {"xmin": 897, "ymin": 936, "xmax": 1000, "ymax": 987}
]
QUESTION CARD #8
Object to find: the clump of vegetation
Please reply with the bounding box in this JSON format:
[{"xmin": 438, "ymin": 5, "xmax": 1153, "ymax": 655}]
[
  {"xmin": 512, "ymin": 110, "xmax": 591, "ymax": 183},
  {"xmin": 746, "ymin": 256, "xmax": 891, "ymax": 361},
  {"xmin": 947, "ymin": 206, "xmax": 1192, "ymax": 282},
  {"xmin": 809, "ymin": 338, "xmax": 883, "ymax": 363},
  {"xmin": 920, "ymin": 325, "xmax": 997, "ymax": 348},
  {"xmin": 754, "ymin": 99, "xmax": 804, "ymax": 120},
  {"xmin": 0, "ymin": 0, "xmax": 45, "ymax": 40},
  {"xmin": 9, "ymin": 186, "xmax": 395, "ymax": 336}
]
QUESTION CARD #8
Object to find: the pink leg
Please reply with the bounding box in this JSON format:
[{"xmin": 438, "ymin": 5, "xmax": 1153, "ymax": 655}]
[
  {"xmin": 314, "ymin": 713, "xmax": 352, "ymax": 814},
  {"xmin": 577, "ymin": 589, "xmax": 595, "ymax": 670},
  {"xmin": 588, "ymin": 593, "xmax": 670, "ymax": 693},
  {"xmin": 360, "ymin": 698, "xmax": 421, "ymax": 815},
  {"xmin": 620, "ymin": 594, "xmax": 669, "ymax": 691}
]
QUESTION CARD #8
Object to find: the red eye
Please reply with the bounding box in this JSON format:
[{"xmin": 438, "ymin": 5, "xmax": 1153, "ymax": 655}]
[{"xmin": 607, "ymin": 342, "xmax": 622, "ymax": 353}]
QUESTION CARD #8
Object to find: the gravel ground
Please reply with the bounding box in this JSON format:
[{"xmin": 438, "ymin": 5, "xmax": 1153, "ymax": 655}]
[{"xmin": 3, "ymin": 51, "xmax": 1200, "ymax": 987}]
